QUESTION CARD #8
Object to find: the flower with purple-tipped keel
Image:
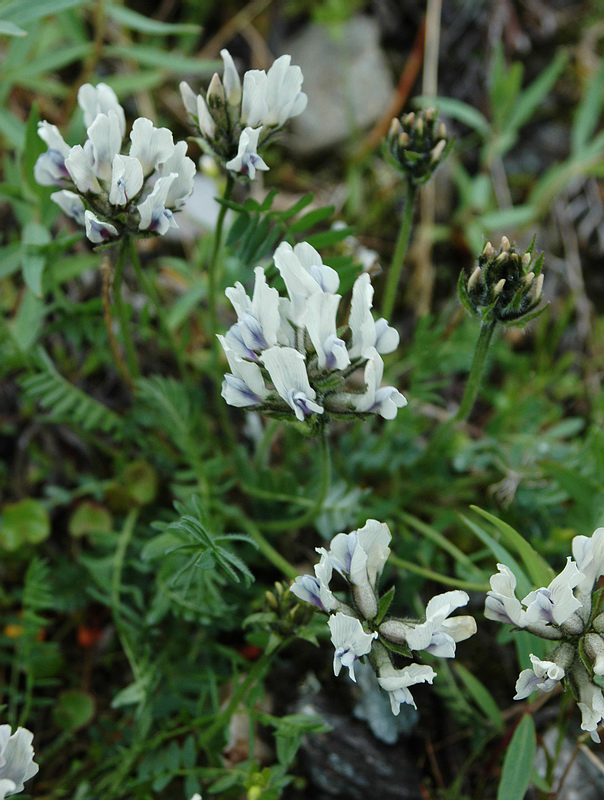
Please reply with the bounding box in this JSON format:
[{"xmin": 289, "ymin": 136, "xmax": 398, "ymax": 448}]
[
  {"xmin": 0, "ymin": 725, "xmax": 39, "ymax": 797},
  {"xmin": 261, "ymin": 347, "xmax": 324, "ymax": 421},
  {"xmin": 217, "ymin": 335, "xmax": 269, "ymax": 408},
  {"xmin": 377, "ymin": 662, "xmax": 436, "ymax": 714},
  {"xmin": 328, "ymin": 613, "xmax": 377, "ymax": 682},
  {"xmin": 35, "ymin": 82, "xmax": 195, "ymax": 245},
  {"xmin": 225, "ymin": 127, "xmax": 268, "ymax": 179},
  {"xmin": 380, "ymin": 590, "xmax": 476, "ymax": 658},
  {"xmin": 514, "ymin": 654, "xmax": 565, "ymax": 700},
  {"xmin": 180, "ymin": 49, "xmax": 306, "ymax": 179},
  {"xmin": 290, "ymin": 553, "xmax": 340, "ymax": 613},
  {"xmin": 220, "ymin": 241, "xmax": 406, "ymax": 427},
  {"xmin": 486, "ymin": 526, "xmax": 604, "ymax": 742}
]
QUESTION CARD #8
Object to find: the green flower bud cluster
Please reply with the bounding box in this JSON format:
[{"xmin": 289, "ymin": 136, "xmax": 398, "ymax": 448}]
[
  {"xmin": 385, "ymin": 108, "xmax": 452, "ymax": 185},
  {"xmin": 458, "ymin": 236, "xmax": 546, "ymax": 327}
]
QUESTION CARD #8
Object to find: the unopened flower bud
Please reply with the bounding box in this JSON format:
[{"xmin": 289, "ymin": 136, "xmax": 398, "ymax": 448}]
[
  {"xmin": 467, "ymin": 266, "xmax": 482, "ymax": 291},
  {"xmin": 584, "ymin": 633, "xmax": 604, "ymax": 675},
  {"xmin": 389, "ymin": 117, "xmax": 402, "ymax": 137},
  {"xmin": 385, "ymin": 107, "xmax": 451, "ymax": 185},
  {"xmin": 459, "ymin": 235, "xmax": 547, "ymax": 326},
  {"xmin": 379, "ymin": 619, "xmax": 413, "ymax": 644},
  {"xmin": 352, "ymin": 583, "xmax": 378, "ymax": 621},
  {"xmin": 483, "ymin": 241, "xmax": 494, "ymax": 258},
  {"xmin": 523, "ymin": 272, "xmax": 535, "ymax": 288},
  {"xmin": 207, "ymin": 73, "xmax": 225, "ymax": 105},
  {"xmin": 593, "ymin": 612, "xmax": 604, "ymax": 634},
  {"xmin": 430, "ymin": 139, "xmax": 446, "ymax": 164}
]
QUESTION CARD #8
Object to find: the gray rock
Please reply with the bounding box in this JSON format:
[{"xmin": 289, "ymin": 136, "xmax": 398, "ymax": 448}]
[
  {"xmin": 535, "ymin": 727, "xmax": 604, "ymax": 800},
  {"xmin": 295, "ymin": 676, "xmax": 422, "ymax": 799},
  {"xmin": 282, "ymin": 16, "xmax": 394, "ymax": 155}
]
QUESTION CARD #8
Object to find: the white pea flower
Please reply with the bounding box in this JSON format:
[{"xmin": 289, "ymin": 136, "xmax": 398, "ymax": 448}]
[
  {"xmin": 513, "ymin": 654, "xmax": 565, "ymax": 700},
  {"xmin": 181, "ymin": 50, "xmax": 306, "ymax": 179},
  {"xmin": 50, "ymin": 190, "xmax": 85, "ymax": 225},
  {"xmin": 319, "ymin": 520, "xmax": 391, "ymax": 591},
  {"xmin": 578, "ymin": 679, "xmax": 604, "ymax": 742},
  {"xmin": 34, "ymin": 122, "xmax": 71, "ymax": 185},
  {"xmin": 84, "ymin": 211, "xmax": 118, "ymax": 244},
  {"xmin": 225, "ymin": 127, "xmax": 268, "ymax": 179},
  {"xmin": 225, "ymin": 267, "xmax": 282, "ymax": 354},
  {"xmin": 274, "ymin": 241, "xmax": 339, "ymax": 325},
  {"xmin": 241, "ymin": 54, "xmax": 307, "ymax": 129},
  {"xmin": 220, "ymin": 242, "xmax": 404, "ymax": 425},
  {"xmin": 137, "ymin": 174, "xmax": 179, "ymax": 235},
  {"xmin": 484, "ymin": 563, "xmax": 528, "ymax": 627},
  {"xmin": 348, "ymin": 273, "xmax": 399, "ymax": 358},
  {"xmin": 522, "ymin": 558, "xmax": 585, "ymax": 629},
  {"xmin": 377, "ymin": 663, "xmax": 436, "ymax": 714},
  {"xmin": 260, "ymin": 347, "xmax": 324, "ymax": 421},
  {"xmin": 389, "ymin": 590, "xmax": 476, "ymax": 658},
  {"xmin": 572, "ymin": 527, "xmax": 604, "ymax": 595},
  {"xmin": 129, "ymin": 117, "xmax": 175, "ymax": 176},
  {"xmin": 291, "ymin": 553, "xmax": 340, "ymax": 613},
  {"xmin": 87, "ymin": 110, "xmax": 123, "ymax": 182},
  {"xmin": 109, "ymin": 154, "xmax": 143, "ymax": 207},
  {"xmin": 217, "ymin": 335, "xmax": 269, "ymax": 408},
  {"xmin": 341, "ymin": 348, "xmax": 407, "ymax": 420},
  {"xmin": 0, "ymin": 726, "xmax": 39, "ymax": 796},
  {"xmin": 157, "ymin": 141, "xmax": 196, "ymax": 208},
  {"xmin": 328, "ymin": 613, "xmax": 377, "ymax": 682},
  {"xmin": 64, "ymin": 143, "xmax": 101, "ymax": 195},
  {"xmin": 77, "ymin": 81, "xmax": 126, "ymax": 136},
  {"xmin": 305, "ymin": 292, "xmax": 350, "ymax": 370},
  {"xmin": 36, "ymin": 82, "xmax": 195, "ymax": 243}
]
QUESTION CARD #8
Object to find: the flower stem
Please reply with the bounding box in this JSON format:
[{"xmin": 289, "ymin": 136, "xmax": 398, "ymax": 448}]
[
  {"xmin": 454, "ymin": 320, "xmax": 497, "ymax": 422},
  {"xmin": 101, "ymin": 256, "xmax": 135, "ymax": 391},
  {"xmin": 208, "ymin": 173, "xmax": 235, "ymax": 335},
  {"xmin": 217, "ymin": 502, "xmax": 298, "ymax": 580},
  {"xmin": 381, "ymin": 182, "xmax": 417, "ymax": 321},
  {"xmin": 112, "ymin": 239, "xmax": 141, "ymax": 382},
  {"xmin": 388, "ymin": 553, "xmax": 489, "ymax": 592},
  {"xmin": 127, "ymin": 236, "xmax": 187, "ymax": 380}
]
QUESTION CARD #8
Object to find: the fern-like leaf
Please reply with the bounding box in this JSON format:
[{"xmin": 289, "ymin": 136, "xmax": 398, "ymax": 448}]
[{"xmin": 20, "ymin": 348, "xmax": 122, "ymax": 434}]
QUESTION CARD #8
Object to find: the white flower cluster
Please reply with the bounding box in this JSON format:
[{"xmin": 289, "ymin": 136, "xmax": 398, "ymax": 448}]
[
  {"xmin": 35, "ymin": 83, "xmax": 195, "ymax": 244},
  {"xmin": 181, "ymin": 49, "xmax": 307, "ymax": 179},
  {"xmin": 0, "ymin": 725, "xmax": 38, "ymax": 798},
  {"xmin": 485, "ymin": 526, "xmax": 604, "ymax": 742},
  {"xmin": 291, "ymin": 520, "xmax": 476, "ymax": 715},
  {"xmin": 219, "ymin": 241, "xmax": 407, "ymax": 426}
]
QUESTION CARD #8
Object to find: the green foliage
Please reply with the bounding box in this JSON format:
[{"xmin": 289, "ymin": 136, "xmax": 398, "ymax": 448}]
[{"xmin": 1, "ymin": 3, "xmax": 602, "ymax": 799}]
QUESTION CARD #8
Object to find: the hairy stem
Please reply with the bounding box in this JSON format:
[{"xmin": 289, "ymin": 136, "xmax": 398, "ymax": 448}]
[
  {"xmin": 454, "ymin": 320, "xmax": 497, "ymax": 422},
  {"xmin": 101, "ymin": 256, "xmax": 135, "ymax": 390},
  {"xmin": 208, "ymin": 174, "xmax": 235, "ymax": 335},
  {"xmin": 112, "ymin": 240, "xmax": 141, "ymax": 382},
  {"xmin": 381, "ymin": 182, "xmax": 417, "ymax": 321}
]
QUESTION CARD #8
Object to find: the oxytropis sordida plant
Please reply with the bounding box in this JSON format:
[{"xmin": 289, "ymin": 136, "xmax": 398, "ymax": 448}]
[
  {"xmin": 486, "ymin": 527, "xmax": 604, "ymax": 741},
  {"xmin": 291, "ymin": 520, "xmax": 476, "ymax": 714}
]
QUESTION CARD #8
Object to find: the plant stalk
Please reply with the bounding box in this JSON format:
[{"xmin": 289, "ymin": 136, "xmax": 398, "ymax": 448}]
[
  {"xmin": 208, "ymin": 173, "xmax": 235, "ymax": 335},
  {"xmin": 381, "ymin": 182, "xmax": 416, "ymax": 321},
  {"xmin": 112, "ymin": 240, "xmax": 141, "ymax": 382},
  {"xmin": 454, "ymin": 320, "xmax": 497, "ymax": 422}
]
